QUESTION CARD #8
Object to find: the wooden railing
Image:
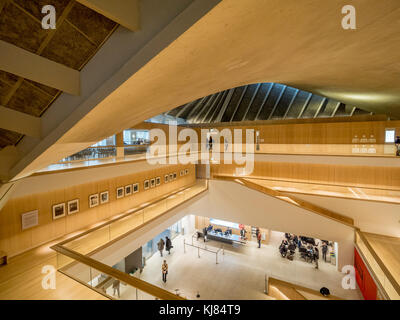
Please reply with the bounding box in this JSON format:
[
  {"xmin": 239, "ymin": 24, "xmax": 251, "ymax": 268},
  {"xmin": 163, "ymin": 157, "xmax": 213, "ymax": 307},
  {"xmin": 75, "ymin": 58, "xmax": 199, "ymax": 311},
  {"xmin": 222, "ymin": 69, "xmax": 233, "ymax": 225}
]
[
  {"xmin": 52, "ymin": 244, "xmax": 185, "ymax": 300},
  {"xmin": 51, "ymin": 180, "xmax": 209, "ymax": 300},
  {"xmin": 355, "ymin": 229, "xmax": 400, "ymax": 299},
  {"xmin": 267, "ymin": 277, "xmax": 342, "ymax": 300}
]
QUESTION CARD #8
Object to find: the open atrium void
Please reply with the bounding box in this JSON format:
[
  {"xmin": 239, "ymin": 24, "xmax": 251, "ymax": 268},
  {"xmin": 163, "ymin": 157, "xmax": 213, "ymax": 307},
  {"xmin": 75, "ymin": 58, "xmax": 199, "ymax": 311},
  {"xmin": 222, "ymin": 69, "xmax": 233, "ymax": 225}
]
[{"xmin": 0, "ymin": 0, "xmax": 400, "ymax": 313}]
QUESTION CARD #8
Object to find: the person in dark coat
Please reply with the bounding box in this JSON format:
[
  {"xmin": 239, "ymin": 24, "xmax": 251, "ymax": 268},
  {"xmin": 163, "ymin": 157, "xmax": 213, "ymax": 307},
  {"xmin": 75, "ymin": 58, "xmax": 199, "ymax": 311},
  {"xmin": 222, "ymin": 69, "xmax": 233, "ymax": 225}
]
[
  {"xmin": 165, "ymin": 236, "xmax": 173, "ymax": 255},
  {"xmin": 322, "ymin": 243, "xmax": 328, "ymax": 262},
  {"xmin": 203, "ymin": 227, "xmax": 208, "ymax": 242},
  {"xmin": 157, "ymin": 238, "xmax": 165, "ymax": 257},
  {"xmin": 208, "ymin": 136, "xmax": 213, "ymax": 151},
  {"xmin": 314, "ymin": 247, "xmax": 319, "ymax": 269}
]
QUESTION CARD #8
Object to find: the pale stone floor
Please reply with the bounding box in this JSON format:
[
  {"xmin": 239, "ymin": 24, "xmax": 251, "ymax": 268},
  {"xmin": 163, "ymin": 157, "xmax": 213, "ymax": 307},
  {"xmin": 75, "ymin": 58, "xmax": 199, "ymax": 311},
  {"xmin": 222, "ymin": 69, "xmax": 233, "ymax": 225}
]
[{"xmin": 113, "ymin": 231, "xmax": 362, "ymax": 300}]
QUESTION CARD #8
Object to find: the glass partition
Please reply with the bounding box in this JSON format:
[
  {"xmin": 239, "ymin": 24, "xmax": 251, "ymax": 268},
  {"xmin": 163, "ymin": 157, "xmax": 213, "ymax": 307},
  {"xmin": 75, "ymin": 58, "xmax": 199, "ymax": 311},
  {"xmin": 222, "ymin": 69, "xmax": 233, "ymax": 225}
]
[{"xmin": 56, "ymin": 251, "xmax": 162, "ymax": 300}]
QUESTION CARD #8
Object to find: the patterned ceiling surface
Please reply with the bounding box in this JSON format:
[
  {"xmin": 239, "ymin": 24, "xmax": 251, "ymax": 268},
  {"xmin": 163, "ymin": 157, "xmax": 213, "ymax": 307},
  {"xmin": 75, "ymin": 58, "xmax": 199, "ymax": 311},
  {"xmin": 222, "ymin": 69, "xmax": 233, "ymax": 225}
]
[{"xmin": 0, "ymin": 0, "xmax": 119, "ymax": 149}]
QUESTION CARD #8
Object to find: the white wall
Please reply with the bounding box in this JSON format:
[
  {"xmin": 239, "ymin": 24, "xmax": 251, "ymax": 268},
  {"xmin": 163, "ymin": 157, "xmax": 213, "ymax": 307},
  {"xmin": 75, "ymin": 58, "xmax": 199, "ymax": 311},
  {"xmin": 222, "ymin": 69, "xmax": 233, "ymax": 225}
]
[
  {"xmin": 64, "ymin": 180, "xmax": 355, "ymax": 281},
  {"xmin": 287, "ymin": 193, "xmax": 400, "ymax": 238},
  {"xmin": 182, "ymin": 180, "xmax": 355, "ymax": 269}
]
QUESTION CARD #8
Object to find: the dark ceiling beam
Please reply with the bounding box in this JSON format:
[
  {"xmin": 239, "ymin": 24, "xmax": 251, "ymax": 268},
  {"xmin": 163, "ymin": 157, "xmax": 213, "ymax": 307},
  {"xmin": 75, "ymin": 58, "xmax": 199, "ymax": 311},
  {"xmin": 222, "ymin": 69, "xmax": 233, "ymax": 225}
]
[
  {"xmin": 230, "ymin": 85, "xmax": 248, "ymax": 122},
  {"xmin": 200, "ymin": 91, "xmax": 222, "ymax": 123},
  {"xmin": 76, "ymin": 0, "xmax": 140, "ymax": 31},
  {"xmin": 268, "ymin": 85, "xmax": 287, "ymax": 120},
  {"xmin": 174, "ymin": 101, "xmax": 194, "ymax": 118},
  {"xmin": 255, "ymin": 83, "xmax": 274, "ymax": 120},
  {"xmin": 186, "ymin": 97, "xmax": 207, "ymax": 120},
  {"xmin": 208, "ymin": 90, "xmax": 227, "ymax": 123},
  {"xmin": 193, "ymin": 94, "xmax": 215, "ymax": 123},
  {"xmin": 314, "ymin": 97, "xmax": 327, "ymax": 118},
  {"xmin": 298, "ymin": 93, "xmax": 312, "ymax": 118},
  {"xmin": 283, "ymin": 89, "xmax": 299, "ymax": 119},
  {"xmin": 242, "ymin": 83, "xmax": 261, "ymax": 121},
  {"xmin": 331, "ymin": 102, "xmax": 341, "ymax": 117},
  {"xmin": 215, "ymin": 88, "xmax": 234, "ymax": 123}
]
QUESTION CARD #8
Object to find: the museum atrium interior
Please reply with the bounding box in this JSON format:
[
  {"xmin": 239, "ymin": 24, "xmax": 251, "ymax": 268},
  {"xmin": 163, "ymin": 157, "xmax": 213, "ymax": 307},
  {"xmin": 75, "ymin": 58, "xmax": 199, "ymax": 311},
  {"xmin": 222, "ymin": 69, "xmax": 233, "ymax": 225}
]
[{"xmin": 0, "ymin": 0, "xmax": 399, "ymax": 301}]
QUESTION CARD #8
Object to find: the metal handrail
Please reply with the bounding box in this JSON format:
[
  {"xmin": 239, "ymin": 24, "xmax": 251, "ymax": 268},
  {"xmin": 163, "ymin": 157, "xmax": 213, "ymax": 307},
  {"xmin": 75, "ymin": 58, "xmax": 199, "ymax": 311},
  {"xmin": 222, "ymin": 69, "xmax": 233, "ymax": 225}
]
[{"xmin": 184, "ymin": 237, "xmax": 224, "ymax": 264}]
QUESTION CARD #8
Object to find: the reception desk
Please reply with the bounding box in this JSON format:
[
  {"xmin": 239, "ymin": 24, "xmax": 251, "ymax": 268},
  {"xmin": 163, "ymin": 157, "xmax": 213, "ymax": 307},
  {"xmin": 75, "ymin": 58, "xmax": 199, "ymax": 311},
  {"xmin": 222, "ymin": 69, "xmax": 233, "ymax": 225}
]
[{"xmin": 206, "ymin": 230, "xmax": 245, "ymax": 245}]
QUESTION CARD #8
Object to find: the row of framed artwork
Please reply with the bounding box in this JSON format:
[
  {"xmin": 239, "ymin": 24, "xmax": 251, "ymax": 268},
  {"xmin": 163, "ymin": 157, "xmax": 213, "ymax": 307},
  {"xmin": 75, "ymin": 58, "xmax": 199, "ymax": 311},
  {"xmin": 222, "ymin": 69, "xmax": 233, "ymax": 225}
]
[{"xmin": 51, "ymin": 168, "xmax": 190, "ymax": 221}]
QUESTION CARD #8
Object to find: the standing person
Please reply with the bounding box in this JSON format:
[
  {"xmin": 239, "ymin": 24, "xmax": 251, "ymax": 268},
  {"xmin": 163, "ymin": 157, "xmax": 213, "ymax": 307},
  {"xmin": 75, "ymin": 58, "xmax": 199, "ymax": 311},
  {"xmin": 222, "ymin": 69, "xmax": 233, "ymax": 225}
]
[
  {"xmin": 314, "ymin": 246, "xmax": 319, "ymax": 269},
  {"xmin": 112, "ymin": 279, "xmax": 120, "ymax": 298},
  {"xmin": 165, "ymin": 236, "xmax": 173, "ymax": 255},
  {"xmin": 208, "ymin": 135, "xmax": 213, "ymax": 151},
  {"xmin": 240, "ymin": 227, "xmax": 247, "ymax": 239},
  {"xmin": 157, "ymin": 238, "xmax": 165, "ymax": 257},
  {"xmin": 255, "ymin": 227, "xmax": 260, "ymax": 239},
  {"xmin": 322, "ymin": 243, "xmax": 328, "ymax": 262},
  {"xmin": 162, "ymin": 260, "xmax": 168, "ymax": 283},
  {"xmin": 203, "ymin": 227, "xmax": 208, "ymax": 242},
  {"xmin": 257, "ymin": 231, "xmax": 262, "ymax": 248}
]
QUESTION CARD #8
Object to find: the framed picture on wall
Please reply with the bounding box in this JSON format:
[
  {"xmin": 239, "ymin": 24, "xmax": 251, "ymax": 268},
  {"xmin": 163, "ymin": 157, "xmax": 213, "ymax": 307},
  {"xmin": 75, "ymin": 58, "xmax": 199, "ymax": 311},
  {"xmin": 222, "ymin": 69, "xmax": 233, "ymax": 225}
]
[
  {"xmin": 117, "ymin": 187, "xmax": 124, "ymax": 199},
  {"xmin": 67, "ymin": 199, "xmax": 79, "ymax": 215},
  {"xmin": 185, "ymin": 168, "xmax": 189, "ymax": 175},
  {"xmin": 156, "ymin": 177, "xmax": 161, "ymax": 186},
  {"xmin": 52, "ymin": 203, "xmax": 65, "ymax": 220},
  {"xmin": 125, "ymin": 184, "xmax": 132, "ymax": 196},
  {"xmin": 180, "ymin": 170, "xmax": 184, "ymax": 177},
  {"xmin": 150, "ymin": 178, "xmax": 155, "ymax": 188},
  {"xmin": 89, "ymin": 194, "xmax": 99, "ymax": 208},
  {"xmin": 173, "ymin": 172, "xmax": 177, "ymax": 180},
  {"xmin": 133, "ymin": 183, "xmax": 139, "ymax": 193},
  {"xmin": 21, "ymin": 210, "xmax": 39, "ymax": 230},
  {"xmin": 100, "ymin": 191, "xmax": 109, "ymax": 204},
  {"xmin": 169, "ymin": 173, "xmax": 174, "ymax": 181},
  {"xmin": 164, "ymin": 174, "xmax": 169, "ymax": 183},
  {"xmin": 144, "ymin": 180, "xmax": 150, "ymax": 190}
]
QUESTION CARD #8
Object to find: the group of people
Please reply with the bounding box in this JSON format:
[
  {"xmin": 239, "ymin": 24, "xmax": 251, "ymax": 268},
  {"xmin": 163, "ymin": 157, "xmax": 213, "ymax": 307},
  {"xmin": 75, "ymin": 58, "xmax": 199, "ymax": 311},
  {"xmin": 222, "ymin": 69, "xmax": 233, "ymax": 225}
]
[
  {"xmin": 157, "ymin": 236, "xmax": 173, "ymax": 257},
  {"xmin": 279, "ymin": 234, "xmax": 330, "ymax": 269}
]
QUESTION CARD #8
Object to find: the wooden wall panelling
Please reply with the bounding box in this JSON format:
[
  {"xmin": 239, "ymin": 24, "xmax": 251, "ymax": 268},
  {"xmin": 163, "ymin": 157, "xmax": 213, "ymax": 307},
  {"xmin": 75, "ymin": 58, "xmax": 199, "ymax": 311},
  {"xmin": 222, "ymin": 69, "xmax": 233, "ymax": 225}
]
[
  {"xmin": 0, "ymin": 164, "xmax": 196, "ymax": 257},
  {"xmin": 211, "ymin": 162, "xmax": 400, "ymax": 190},
  {"xmin": 197, "ymin": 120, "xmax": 400, "ymax": 145}
]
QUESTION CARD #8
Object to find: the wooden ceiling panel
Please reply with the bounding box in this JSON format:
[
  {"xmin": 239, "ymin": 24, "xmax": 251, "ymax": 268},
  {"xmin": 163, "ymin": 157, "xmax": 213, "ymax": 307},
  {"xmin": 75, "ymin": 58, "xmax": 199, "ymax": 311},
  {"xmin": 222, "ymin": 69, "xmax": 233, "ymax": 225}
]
[
  {"xmin": 67, "ymin": 2, "xmax": 117, "ymax": 46},
  {"xmin": 6, "ymin": 80, "xmax": 55, "ymax": 117},
  {"xmin": 12, "ymin": 0, "xmax": 71, "ymax": 22},
  {"xmin": 0, "ymin": 2, "xmax": 47, "ymax": 53},
  {"xmin": 40, "ymin": 21, "xmax": 97, "ymax": 70},
  {"xmin": 0, "ymin": 128, "xmax": 22, "ymax": 149}
]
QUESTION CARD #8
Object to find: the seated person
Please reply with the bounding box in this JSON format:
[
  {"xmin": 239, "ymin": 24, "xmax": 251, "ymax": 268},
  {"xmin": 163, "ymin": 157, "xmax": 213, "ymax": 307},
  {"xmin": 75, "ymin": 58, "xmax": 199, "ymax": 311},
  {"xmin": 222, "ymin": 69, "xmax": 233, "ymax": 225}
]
[
  {"xmin": 288, "ymin": 242, "xmax": 296, "ymax": 252},
  {"xmin": 207, "ymin": 224, "xmax": 213, "ymax": 232}
]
